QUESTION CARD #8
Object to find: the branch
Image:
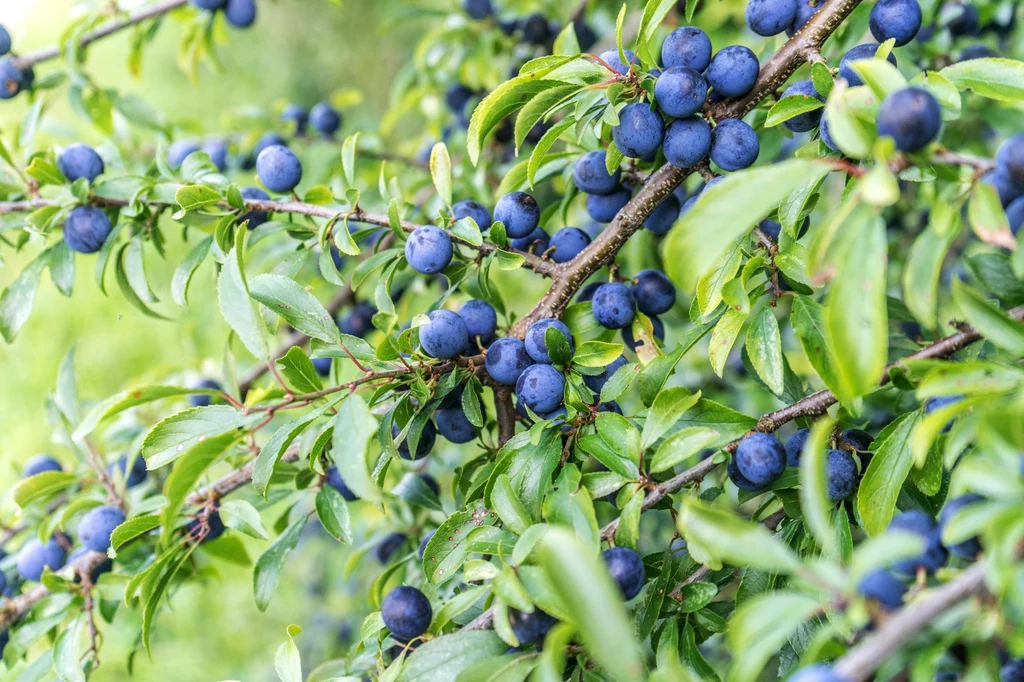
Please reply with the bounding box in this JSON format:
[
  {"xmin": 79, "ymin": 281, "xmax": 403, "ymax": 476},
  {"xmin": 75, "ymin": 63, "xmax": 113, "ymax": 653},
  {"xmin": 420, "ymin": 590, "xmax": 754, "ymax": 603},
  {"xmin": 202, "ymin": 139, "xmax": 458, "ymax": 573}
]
[
  {"xmin": 0, "ymin": 197, "xmax": 558, "ymax": 278},
  {"xmin": 494, "ymin": 387, "xmax": 516, "ymax": 446},
  {"xmin": 833, "ymin": 561, "xmax": 989, "ymax": 681},
  {"xmin": 12, "ymin": 0, "xmax": 189, "ymax": 70}
]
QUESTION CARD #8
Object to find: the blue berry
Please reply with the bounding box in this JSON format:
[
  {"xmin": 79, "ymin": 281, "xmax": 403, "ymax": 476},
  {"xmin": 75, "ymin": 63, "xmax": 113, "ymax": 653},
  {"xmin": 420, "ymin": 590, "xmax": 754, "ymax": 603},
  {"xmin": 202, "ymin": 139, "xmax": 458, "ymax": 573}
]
[
  {"xmin": 631, "ymin": 270, "xmax": 676, "ymax": 315},
  {"xmin": 494, "ymin": 192, "xmax": 540, "ymax": 239},
  {"xmin": 168, "ymin": 141, "xmax": 200, "ymax": 168},
  {"xmin": 781, "ymin": 80, "xmax": 825, "ymax": 133},
  {"xmin": 784, "ymin": 428, "xmax": 810, "ymax": 467},
  {"xmin": 309, "ymin": 101, "xmax": 342, "ymax": 137},
  {"xmin": 486, "ymin": 338, "xmax": 533, "ymax": 385},
  {"xmin": 840, "ymin": 44, "xmax": 898, "ymax": 87},
  {"xmin": 58, "ymin": 143, "xmax": 105, "ymax": 184},
  {"xmin": 453, "ymin": 200, "xmax": 492, "ymax": 230},
  {"xmin": 508, "ymin": 607, "xmax": 557, "ymax": 645},
  {"xmin": 24, "ymin": 454, "xmax": 62, "ymax": 477},
  {"xmin": 747, "ymin": 0, "xmax": 799, "ymax": 36},
  {"xmin": 188, "ymin": 378, "xmax": 222, "ymax": 407},
  {"xmin": 734, "ymin": 433, "xmax": 786, "ymax": 486},
  {"xmin": 63, "ymin": 206, "xmax": 112, "ymax": 254},
  {"xmin": 421, "ymin": 473, "xmax": 440, "ymax": 495},
  {"xmin": 840, "ymin": 429, "xmax": 873, "ymax": 452},
  {"xmin": 202, "ymin": 139, "xmax": 228, "ymax": 171},
  {"xmin": 326, "ymin": 465, "xmax": 357, "ymax": 501},
  {"xmin": 239, "ymin": 186, "xmax": 270, "ymax": 228},
  {"xmin": 510, "ymin": 227, "xmax": 550, "ymax": 254},
  {"xmin": 644, "ymin": 194, "xmax": 681, "ymax": 235},
  {"xmin": 463, "ymin": 0, "xmax": 493, "ymax": 19},
  {"xmin": 375, "ymin": 532, "xmax": 407, "ymax": 562},
  {"xmin": 654, "ymin": 67, "xmax": 707, "ymax": 118},
  {"xmin": 0, "ymin": 25, "xmax": 10, "ymax": 56},
  {"xmin": 727, "ymin": 457, "xmax": 764, "ymax": 492},
  {"xmin": 79, "ymin": 506, "xmax": 126, "ymax": 552},
  {"xmin": 224, "ymin": 0, "xmax": 257, "ymax": 27},
  {"xmin": 598, "ymin": 401, "xmax": 623, "ymax": 414},
  {"xmin": 820, "ymin": 115, "xmax": 839, "ymax": 152},
  {"xmin": 939, "ymin": 494, "xmax": 984, "ymax": 559},
  {"xmin": 663, "ymin": 116, "xmax": 712, "ymax": 169},
  {"xmin": 516, "ymin": 364, "xmax": 566, "ymax": 414},
  {"xmin": 622, "ymin": 315, "xmax": 664, "ymax": 351},
  {"xmin": 0, "ymin": 57, "xmax": 21, "ymax": 100},
  {"xmin": 339, "ymin": 303, "xmax": 376, "ymax": 337},
  {"xmin": 281, "ymin": 104, "xmax": 308, "ymax": 134},
  {"xmin": 393, "ymin": 422, "xmax": 436, "ymax": 461},
  {"xmin": 418, "ymin": 530, "xmax": 436, "ymax": 561},
  {"xmin": 661, "ymin": 26, "xmax": 712, "ymax": 72},
  {"xmin": 945, "ymin": 3, "xmax": 979, "ymax": 37},
  {"xmin": 382, "ymin": 586, "xmax": 432, "ymax": 641},
  {"xmin": 603, "ymin": 547, "xmax": 646, "ymax": 600},
  {"xmin": 254, "ymin": 132, "xmax": 287, "ymax": 157},
  {"xmin": 108, "ymin": 455, "xmax": 147, "ymax": 488},
  {"xmin": 857, "ymin": 569, "xmax": 907, "ymax": 610},
  {"xmin": 459, "ymin": 300, "xmax": 497, "ymax": 347},
  {"xmin": 789, "ymin": 664, "xmax": 849, "ymax": 682},
  {"xmin": 576, "ymin": 282, "xmax": 602, "ymax": 304},
  {"xmin": 876, "ymin": 88, "xmax": 941, "ymax": 153},
  {"xmin": 549, "ymin": 227, "xmax": 591, "ymax": 263},
  {"xmin": 312, "ymin": 357, "xmax": 332, "ymax": 376},
  {"xmin": 788, "ymin": 0, "xmax": 827, "ymax": 34},
  {"xmin": 419, "ymin": 309, "xmax": 469, "ymax": 359},
  {"xmin": 582, "ymin": 356, "xmax": 627, "ymax": 394},
  {"xmin": 592, "ymin": 282, "xmax": 636, "ymax": 330},
  {"xmin": 887, "ymin": 510, "xmax": 948, "ymax": 575},
  {"xmin": 923, "ymin": 394, "xmax": 963, "ymax": 432},
  {"xmin": 525, "ymin": 318, "xmax": 574, "ymax": 363},
  {"xmin": 870, "ymin": 0, "xmax": 922, "ymax": 46},
  {"xmin": 190, "ymin": 0, "xmax": 226, "ymax": 9},
  {"xmin": 996, "ymin": 134, "xmax": 1024, "ymax": 191},
  {"xmin": 436, "ymin": 406, "xmax": 476, "ymax": 443},
  {"xmin": 613, "ymin": 103, "xmax": 665, "ymax": 159},
  {"xmin": 519, "ymin": 13, "xmax": 553, "ymax": 45},
  {"xmin": 958, "ymin": 44, "xmax": 997, "ymax": 61},
  {"xmin": 405, "ymin": 225, "xmax": 453, "ymax": 275},
  {"xmin": 826, "ymin": 449, "xmax": 858, "ymax": 500},
  {"xmin": 17, "ymin": 537, "xmax": 67, "ymax": 581},
  {"xmin": 600, "ymin": 48, "xmax": 637, "ymax": 75},
  {"xmin": 983, "ymin": 170, "xmax": 1020, "ymax": 208},
  {"xmin": 711, "ymin": 119, "xmax": 760, "ymax": 171},
  {"xmin": 574, "ymin": 151, "xmax": 622, "ymax": 196},
  {"xmin": 586, "ymin": 186, "xmax": 631, "ymax": 223},
  {"xmin": 257, "ymin": 145, "xmax": 303, "ymax": 193},
  {"xmin": 707, "ymin": 46, "xmax": 759, "ymax": 98}
]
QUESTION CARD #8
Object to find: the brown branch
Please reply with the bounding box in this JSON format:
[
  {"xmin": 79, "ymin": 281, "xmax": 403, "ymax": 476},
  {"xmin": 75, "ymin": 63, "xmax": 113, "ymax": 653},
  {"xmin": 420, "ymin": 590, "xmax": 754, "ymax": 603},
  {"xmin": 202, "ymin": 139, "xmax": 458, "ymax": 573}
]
[
  {"xmin": 833, "ymin": 561, "xmax": 989, "ymax": 681},
  {"xmin": 494, "ymin": 387, "xmax": 516, "ymax": 446},
  {"xmin": 11, "ymin": 0, "xmax": 188, "ymax": 70}
]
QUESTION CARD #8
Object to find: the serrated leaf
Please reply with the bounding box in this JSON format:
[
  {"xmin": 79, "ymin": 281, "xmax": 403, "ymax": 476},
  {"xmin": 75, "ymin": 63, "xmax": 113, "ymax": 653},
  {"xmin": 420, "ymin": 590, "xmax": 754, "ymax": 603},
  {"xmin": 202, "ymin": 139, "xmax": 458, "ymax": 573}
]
[
  {"xmin": 254, "ymin": 516, "xmax": 308, "ymax": 612},
  {"xmin": 219, "ymin": 227, "xmax": 268, "ymax": 359},
  {"xmin": 941, "ymin": 57, "xmax": 1024, "ymax": 101},
  {"xmin": 430, "ymin": 142, "xmax": 452, "ymax": 207},
  {"xmin": 745, "ymin": 306, "xmax": 784, "ymax": 395},
  {"xmin": 315, "ymin": 486, "xmax": 352, "ymax": 544},
  {"xmin": 248, "ymin": 273, "xmax": 342, "ymax": 344}
]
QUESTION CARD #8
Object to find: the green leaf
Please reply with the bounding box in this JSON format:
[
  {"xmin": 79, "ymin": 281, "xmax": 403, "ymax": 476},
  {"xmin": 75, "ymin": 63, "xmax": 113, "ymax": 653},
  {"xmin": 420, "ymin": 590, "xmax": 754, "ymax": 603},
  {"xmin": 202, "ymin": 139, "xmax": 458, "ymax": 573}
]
[
  {"xmin": 696, "ymin": 239, "xmax": 743, "ymax": 317},
  {"xmin": 799, "ymin": 417, "xmax": 838, "ymax": 556},
  {"xmin": 823, "ymin": 86, "xmax": 874, "ymax": 159},
  {"xmin": 649, "ymin": 427, "xmax": 720, "ymax": 474},
  {"xmin": 160, "ymin": 429, "xmax": 242, "ymax": 545},
  {"xmin": 423, "ymin": 499, "xmax": 500, "ymax": 584},
  {"xmin": 219, "ymin": 226, "xmax": 269, "ymax": 359},
  {"xmin": 74, "ymin": 385, "xmax": 220, "ymax": 439},
  {"xmin": 13, "ymin": 471, "xmax": 78, "ymax": 509},
  {"xmin": 48, "ymin": 241, "xmax": 75, "ymax": 297},
  {"xmin": 115, "ymin": 244, "xmax": 169, "ymax": 321},
  {"xmin": 277, "ymin": 346, "xmax": 324, "ymax": 394},
  {"xmin": 315, "ymin": 486, "xmax": 352, "ymax": 544},
  {"xmin": 341, "ymin": 134, "xmax": 359, "ymax": 188},
  {"xmin": 402, "ymin": 631, "xmax": 508, "ymax": 681},
  {"xmin": 249, "ymin": 274, "xmax": 343, "ymax": 344},
  {"xmin": 572, "ymin": 341, "xmax": 624, "ymax": 368},
  {"xmin": 638, "ymin": 322, "xmax": 714, "ymax": 406},
  {"xmin": 812, "ymin": 62, "xmax": 834, "ymax": 98},
  {"xmin": 537, "ymin": 527, "xmax": 645, "ymax": 681},
  {"xmin": 642, "ymin": 387, "xmax": 700, "ymax": 449},
  {"xmin": 330, "ymin": 395, "xmax": 383, "ymax": 503},
  {"xmin": 430, "ymin": 142, "xmax": 452, "ymax": 207},
  {"xmin": 110, "ymin": 514, "xmax": 160, "ymax": 553},
  {"xmin": 903, "ymin": 205, "xmax": 961, "ymax": 328},
  {"xmin": 275, "ymin": 624, "xmax": 303, "ymax": 682},
  {"xmin": 727, "ymin": 591, "xmax": 822, "ymax": 682},
  {"xmin": 542, "ymin": 466, "xmax": 598, "ymax": 553},
  {"xmin": 826, "ymin": 214, "xmax": 887, "ymax": 406},
  {"xmin": 253, "ymin": 399, "xmax": 339, "ymax": 497},
  {"xmin": 857, "ymin": 411, "xmax": 921, "ymax": 535},
  {"xmin": 941, "ymin": 57, "xmax": 1024, "ymax": 101},
  {"xmin": 670, "ymin": 398, "xmax": 756, "ymax": 446},
  {"xmin": 220, "ymin": 499, "xmax": 270, "ymax": 540},
  {"xmin": 678, "ymin": 497, "xmax": 800, "ymax": 572},
  {"xmin": 493, "ymin": 474, "xmax": 533, "ymax": 536},
  {"xmin": 175, "ymin": 184, "xmax": 222, "ymax": 211},
  {"xmin": 171, "ymin": 236, "xmax": 212, "ymax": 306},
  {"xmin": 709, "ymin": 308, "xmax": 747, "ymax": 376},
  {"xmin": 850, "ymin": 57, "xmax": 908, "ymax": 99},
  {"xmin": 527, "ymin": 118, "xmax": 575, "ymax": 187},
  {"xmin": 26, "ymin": 157, "xmax": 65, "ymax": 186},
  {"xmin": 952, "ymin": 279, "xmax": 1024, "ymax": 354},
  {"xmin": 968, "ymin": 181, "xmax": 1015, "ymax": 248},
  {"xmin": 745, "ymin": 306, "xmax": 784, "ymax": 396},
  {"xmin": 663, "ymin": 159, "xmax": 832, "ymax": 289},
  {"xmin": 468, "ymin": 78, "xmax": 567, "ymax": 165},
  {"xmin": 141, "ymin": 405, "xmax": 263, "ymax": 469},
  {"xmin": 765, "ymin": 95, "xmax": 824, "ymax": 128},
  {"xmin": 487, "ymin": 430, "xmax": 562, "ymax": 519},
  {"xmin": 53, "ymin": 615, "xmax": 86, "ymax": 682},
  {"xmin": 0, "ymin": 248, "xmax": 49, "ymax": 343},
  {"xmin": 254, "ymin": 516, "xmax": 308, "ymax": 612},
  {"xmin": 790, "ymin": 296, "xmax": 842, "ymax": 394},
  {"xmin": 614, "ymin": 486, "xmax": 643, "ymax": 550}
]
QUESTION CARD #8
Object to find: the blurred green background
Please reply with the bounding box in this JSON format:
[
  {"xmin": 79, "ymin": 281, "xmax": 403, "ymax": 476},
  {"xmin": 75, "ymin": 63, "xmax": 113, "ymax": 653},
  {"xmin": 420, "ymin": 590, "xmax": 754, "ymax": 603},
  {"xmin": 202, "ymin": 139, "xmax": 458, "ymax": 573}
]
[{"xmin": 0, "ymin": 1, "xmax": 426, "ymax": 679}]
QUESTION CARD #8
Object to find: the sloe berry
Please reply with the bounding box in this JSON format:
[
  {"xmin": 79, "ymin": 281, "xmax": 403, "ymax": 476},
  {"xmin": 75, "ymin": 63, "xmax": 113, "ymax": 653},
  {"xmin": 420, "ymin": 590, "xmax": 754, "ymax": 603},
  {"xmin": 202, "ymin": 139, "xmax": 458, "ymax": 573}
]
[
  {"xmin": 876, "ymin": 87, "xmax": 941, "ymax": 152},
  {"xmin": 663, "ymin": 116, "xmax": 712, "ymax": 169},
  {"xmin": 661, "ymin": 26, "xmax": 712, "ymax": 72},
  {"xmin": 525, "ymin": 318, "xmax": 573, "ymax": 363},
  {"xmin": 58, "ymin": 143, "xmax": 105, "ymax": 184},
  {"xmin": 734, "ymin": 432, "xmax": 786, "ymax": 486},
  {"xmin": 631, "ymin": 269, "xmax": 676, "ymax": 315},
  {"xmin": 613, "ymin": 103, "xmax": 664, "ymax": 159},
  {"xmin": 79, "ymin": 506, "xmax": 126, "ymax": 552},
  {"xmin": 710, "ymin": 119, "xmax": 760, "ymax": 171},
  {"xmin": 418, "ymin": 309, "xmax": 469, "ymax": 359},
  {"xmin": 515, "ymin": 364, "xmax": 566, "ymax": 414},
  {"xmin": 586, "ymin": 186, "xmax": 631, "ymax": 223},
  {"xmin": 706, "ymin": 46, "xmax": 759, "ymax": 98},
  {"xmin": 494, "ymin": 191, "xmax": 540, "ymax": 239},
  {"xmin": 603, "ymin": 546, "xmax": 646, "ymax": 600},
  {"xmin": 381, "ymin": 585, "xmax": 432, "ymax": 641},
  {"xmin": 574, "ymin": 151, "xmax": 622, "ymax": 196},
  {"xmin": 405, "ymin": 225, "xmax": 453, "ymax": 275},
  {"xmin": 63, "ymin": 206, "xmax": 112, "ymax": 254},
  {"xmin": 592, "ymin": 282, "xmax": 636, "ymax": 330},
  {"xmin": 549, "ymin": 227, "xmax": 591, "ymax": 263},
  {"xmin": 654, "ymin": 67, "xmax": 707, "ymax": 118},
  {"xmin": 485, "ymin": 338, "xmax": 533, "ymax": 385},
  {"xmin": 256, "ymin": 144, "xmax": 303, "ymax": 193}
]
